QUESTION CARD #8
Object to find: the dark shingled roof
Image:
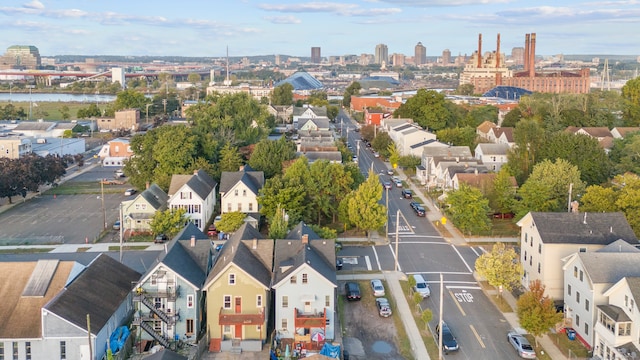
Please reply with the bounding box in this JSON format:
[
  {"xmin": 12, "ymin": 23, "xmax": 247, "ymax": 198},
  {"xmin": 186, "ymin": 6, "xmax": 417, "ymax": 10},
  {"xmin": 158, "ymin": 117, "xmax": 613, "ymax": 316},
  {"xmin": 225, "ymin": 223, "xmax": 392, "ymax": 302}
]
[
  {"xmin": 597, "ymin": 304, "xmax": 631, "ymax": 322},
  {"xmin": 174, "ymin": 222, "xmax": 213, "ymax": 273},
  {"xmin": 627, "ymin": 277, "xmax": 640, "ymax": 309},
  {"xmin": 579, "ymin": 240, "xmax": 640, "ymax": 283},
  {"xmin": 168, "ymin": 169, "xmax": 217, "ymax": 200},
  {"xmin": 273, "ymin": 222, "xmax": 336, "ymax": 287},
  {"xmin": 528, "ymin": 212, "xmax": 638, "ymax": 245},
  {"xmin": 204, "ymin": 223, "xmax": 273, "ymax": 289},
  {"xmin": 219, "ymin": 169, "xmax": 264, "ymax": 195},
  {"xmin": 154, "ymin": 226, "xmax": 210, "ymax": 289},
  {"xmin": 139, "ymin": 183, "xmax": 169, "ymax": 210},
  {"xmin": 43, "ymin": 254, "xmax": 141, "ymax": 335}
]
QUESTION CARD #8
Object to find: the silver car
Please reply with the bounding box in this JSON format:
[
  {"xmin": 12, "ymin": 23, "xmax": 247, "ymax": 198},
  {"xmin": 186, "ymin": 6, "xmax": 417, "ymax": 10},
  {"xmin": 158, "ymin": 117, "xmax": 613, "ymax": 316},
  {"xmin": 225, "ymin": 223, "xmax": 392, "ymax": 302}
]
[
  {"xmin": 375, "ymin": 297, "xmax": 392, "ymax": 317},
  {"xmin": 507, "ymin": 331, "xmax": 536, "ymax": 359},
  {"xmin": 370, "ymin": 279, "xmax": 385, "ymax": 297}
]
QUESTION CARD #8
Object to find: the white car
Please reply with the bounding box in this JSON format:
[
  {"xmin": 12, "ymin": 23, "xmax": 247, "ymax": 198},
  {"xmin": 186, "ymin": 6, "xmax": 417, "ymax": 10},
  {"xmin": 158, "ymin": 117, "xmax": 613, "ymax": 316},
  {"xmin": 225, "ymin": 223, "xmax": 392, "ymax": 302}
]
[
  {"xmin": 370, "ymin": 279, "xmax": 385, "ymax": 297},
  {"xmin": 124, "ymin": 188, "xmax": 137, "ymax": 196}
]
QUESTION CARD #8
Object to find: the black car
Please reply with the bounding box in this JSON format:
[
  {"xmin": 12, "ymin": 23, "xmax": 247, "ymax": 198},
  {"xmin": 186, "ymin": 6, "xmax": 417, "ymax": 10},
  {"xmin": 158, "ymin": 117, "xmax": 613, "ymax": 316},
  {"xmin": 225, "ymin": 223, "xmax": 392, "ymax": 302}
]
[
  {"xmin": 336, "ymin": 258, "xmax": 343, "ymax": 270},
  {"xmin": 154, "ymin": 234, "xmax": 168, "ymax": 243},
  {"xmin": 414, "ymin": 205, "xmax": 425, "ymax": 217},
  {"xmin": 409, "ymin": 201, "xmax": 421, "ymax": 211},
  {"xmin": 436, "ymin": 322, "xmax": 459, "ymax": 354},
  {"xmin": 401, "ymin": 189, "xmax": 413, "ymax": 199},
  {"xmin": 345, "ymin": 282, "xmax": 361, "ymax": 301}
]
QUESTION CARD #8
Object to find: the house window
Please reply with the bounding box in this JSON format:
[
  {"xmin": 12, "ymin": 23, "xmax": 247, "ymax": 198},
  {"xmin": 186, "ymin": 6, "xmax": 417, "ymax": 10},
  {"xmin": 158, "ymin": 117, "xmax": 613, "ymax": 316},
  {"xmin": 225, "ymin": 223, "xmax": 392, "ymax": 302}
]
[
  {"xmin": 0, "ymin": 342, "xmax": 3, "ymax": 360},
  {"xmin": 224, "ymin": 325, "xmax": 231, "ymax": 334},
  {"xmin": 585, "ymin": 323, "xmax": 589, "ymax": 335},
  {"xmin": 229, "ymin": 273, "xmax": 236, "ymax": 285},
  {"xmin": 151, "ymin": 274, "xmax": 157, "ymax": 286},
  {"xmin": 227, "ymin": 203, "xmax": 232, "ymax": 212},
  {"xmin": 625, "ymin": 295, "xmax": 629, "ymax": 307},
  {"xmin": 537, "ymin": 263, "xmax": 540, "ymax": 273},
  {"xmin": 243, "ymin": 190, "xmax": 247, "ymax": 196},
  {"xmin": 186, "ymin": 319, "xmax": 194, "ymax": 335},
  {"xmin": 576, "ymin": 291, "xmax": 580, "ymax": 304},
  {"xmin": 579, "ymin": 270, "xmax": 583, "ymax": 281},
  {"xmin": 574, "ymin": 266, "xmax": 578, "ymax": 278},
  {"xmin": 619, "ymin": 322, "xmax": 631, "ymax": 336},
  {"xmin": 257, "ymin": 295, "xmax": 263, "ymax": 308},
  {"xmin": 224, "ymin": 295, "xmax": 232, "ymax": 309},
  {"xmin": 290, "ymin": 276, "xmax": 296, "ymax": 284},
  {"xmin": 237, "ymin": 203, "xmax": 242, "ymax": 211},
  {"xmin": 180, "ymin": 191, "xmax": 192, "ymax": 199},
  {"xmin": 248, "ymin": 203, "xmax": 253, "ymax": 211},
  {"xmin": 576, "ymin": 314, "xmax": 580, "ymax": 327},
  {"xmin": 529, "ymin": 257, "xmax": 532, "ymax": 266},
  {"xmin": 579, "ymin": 248, "xmax": 586, "ymax": 252},
  {"xmin": 325, "ymin": 295, "xmax": 330, "ymax": 307},
  {"xmin": 538, "ymin": 243, "xmax": 541, "ymax": 254},
  {"xmin": 302, "ymin": 274, "xmax": 308, "ymax": 284},
  {"xmin": 281, "ymin": 318, "xmax": 288, "ymax": 330},
  {"xmin": 568, "ymin": 285, "xmax": 572, "ymax": 296},
  {"xmin": 234, "ymin": 189, "xmax": 238, "ymax": 196},
  {"xmin": 585, "ymin": 299, "xmax": 589, "ymax": 311},
  {"xmin": 187, "ymin": 295, "xmax": 194, "ymax": 308},
  {"xmin": 60, "ymin": 341, "xmax": 66, "ymax": 359},
  {"xmin": 524, "ymin": 251, "xmax": 527, "ymax": 261},
  {"xmin": 135, "ymin": 203, "xmax": 147, "ymax": 210},
  {"xmin": 25, "ymin": 342, "xmax": 31, "ymax": 360},
  {"xmin": 283, "ymin": 296, "xmax": 289, "ymax": 308},
  {"xmin": 524, "ymin": 233, "xmax": 528, "ymax": 244},
  {"xmin": 631, "ymin": 299, "xmax": 635, "ymax": 310}
]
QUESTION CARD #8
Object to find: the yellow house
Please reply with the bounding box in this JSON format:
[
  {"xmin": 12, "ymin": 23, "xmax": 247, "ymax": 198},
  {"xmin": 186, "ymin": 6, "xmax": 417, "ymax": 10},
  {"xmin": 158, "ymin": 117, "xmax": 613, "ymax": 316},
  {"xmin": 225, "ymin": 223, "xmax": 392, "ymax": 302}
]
[{"xmin": 203, "ymin": 223, "xmax": 273, "ymax": 353}]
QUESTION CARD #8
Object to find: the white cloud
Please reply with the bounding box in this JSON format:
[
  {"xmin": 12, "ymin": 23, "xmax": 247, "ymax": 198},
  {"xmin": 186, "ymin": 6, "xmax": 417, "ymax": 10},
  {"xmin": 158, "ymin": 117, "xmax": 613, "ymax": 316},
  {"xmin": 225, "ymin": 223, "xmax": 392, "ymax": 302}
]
[
  {"xmin": 264, "ymin": 15, "xmax": 302, "ymax": 24},
  {"xmin": 23, "ymin": 0, "xmax": 44, "ymax": 10},
  {"xmin": 376, "ymin": 0, "xmax": 512, "ymax": 5},
  {"xmin": 259, "ymin": 2, "xmax": 401, "ymax": 16}
]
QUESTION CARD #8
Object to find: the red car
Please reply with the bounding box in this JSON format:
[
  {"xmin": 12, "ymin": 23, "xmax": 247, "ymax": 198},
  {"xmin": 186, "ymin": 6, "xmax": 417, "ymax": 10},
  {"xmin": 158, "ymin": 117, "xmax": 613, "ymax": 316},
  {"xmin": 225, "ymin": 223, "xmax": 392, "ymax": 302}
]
[{"xmin": 207, "ymin": 225, "xmax": 218, "ymax": 237}]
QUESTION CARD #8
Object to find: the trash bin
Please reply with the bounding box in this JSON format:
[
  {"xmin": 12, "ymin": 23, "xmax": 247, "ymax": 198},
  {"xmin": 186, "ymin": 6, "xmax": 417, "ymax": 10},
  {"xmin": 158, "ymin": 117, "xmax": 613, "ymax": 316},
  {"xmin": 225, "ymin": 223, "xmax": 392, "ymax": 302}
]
[{"xmin": 566, "ymin": 328, "xmax": 576, "ymax": 340}]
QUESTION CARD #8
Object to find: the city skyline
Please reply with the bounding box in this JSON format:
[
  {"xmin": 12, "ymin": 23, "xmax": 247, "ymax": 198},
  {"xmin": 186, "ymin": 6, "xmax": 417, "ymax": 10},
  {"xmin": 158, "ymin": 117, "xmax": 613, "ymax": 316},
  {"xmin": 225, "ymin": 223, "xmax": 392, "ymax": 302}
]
[{"xmin": 1, "ymin": 0, "xmax": 639, "ymax": 58}]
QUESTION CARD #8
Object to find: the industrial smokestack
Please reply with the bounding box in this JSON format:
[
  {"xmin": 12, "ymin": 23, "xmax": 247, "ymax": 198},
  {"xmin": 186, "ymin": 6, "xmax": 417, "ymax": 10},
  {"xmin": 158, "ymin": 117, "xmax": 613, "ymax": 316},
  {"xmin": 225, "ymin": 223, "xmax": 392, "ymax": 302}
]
[
  {"xmin": 477, "ymin": 33, "xmax": 482, "ymax": 68},
  {"xmin": 496, "ymin": 33, "xmax": 501, "ymax": 68},
  {"xmin": 529, "ymin": 33, "xmax": 536, "ymax": 77},
  {"xmin": 524, "ymin": 33, "xmax": 530, "ymax": 72}
]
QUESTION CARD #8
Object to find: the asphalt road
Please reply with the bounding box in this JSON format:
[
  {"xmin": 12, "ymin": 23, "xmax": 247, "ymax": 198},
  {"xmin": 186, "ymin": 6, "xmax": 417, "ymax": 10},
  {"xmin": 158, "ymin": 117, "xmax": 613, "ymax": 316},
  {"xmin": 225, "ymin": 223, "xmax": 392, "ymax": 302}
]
[{"xmin": 337, "ymin": 110, "xmax": 519, "ymax": 359}]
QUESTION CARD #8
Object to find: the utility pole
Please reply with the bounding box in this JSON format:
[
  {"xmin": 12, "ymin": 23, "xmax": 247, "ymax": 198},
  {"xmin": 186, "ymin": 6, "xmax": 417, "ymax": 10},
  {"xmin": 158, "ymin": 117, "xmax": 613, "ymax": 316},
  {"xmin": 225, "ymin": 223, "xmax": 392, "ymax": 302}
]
[
  {"xmin": 567, "ymin": 183, "xmax": 573, "ymax": 213},
  {"xmin": 394, "ymin": 209, "xmax": 400, "ymax": 271},
  {"xmin": 385, "ymin": 186, "xmax": 389, "ymax": 241},
  {"xmin": 86, "ymin": 314, "xmax": 93, "ymax": 360},
  {"xmin": 438, "ymin": 273, "xmax": 444, "ymax": 360},
  {"xmin": 119, "ymin": 203, "xmax": 123, "ymax": 263}
]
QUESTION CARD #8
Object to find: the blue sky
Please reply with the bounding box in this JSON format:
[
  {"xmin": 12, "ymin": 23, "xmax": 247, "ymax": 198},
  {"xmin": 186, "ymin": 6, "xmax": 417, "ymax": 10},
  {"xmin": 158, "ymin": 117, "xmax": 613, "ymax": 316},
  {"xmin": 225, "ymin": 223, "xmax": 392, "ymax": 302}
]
[{"xmin": 1, "ymin": 0, "xmax": 639, "ymax": 57}]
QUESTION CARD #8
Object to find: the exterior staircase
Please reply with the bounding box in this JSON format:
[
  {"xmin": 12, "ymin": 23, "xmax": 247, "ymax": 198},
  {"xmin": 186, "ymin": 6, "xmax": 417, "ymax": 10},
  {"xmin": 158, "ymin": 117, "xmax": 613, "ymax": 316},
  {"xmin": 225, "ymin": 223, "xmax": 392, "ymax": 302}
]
[
  {"xmin": 139, "ymin": 321, "xmax": 171, "ymax": 348},
  {"xmin": 140, "ymin": 296, "xmax": 174, "ymax": 324}
]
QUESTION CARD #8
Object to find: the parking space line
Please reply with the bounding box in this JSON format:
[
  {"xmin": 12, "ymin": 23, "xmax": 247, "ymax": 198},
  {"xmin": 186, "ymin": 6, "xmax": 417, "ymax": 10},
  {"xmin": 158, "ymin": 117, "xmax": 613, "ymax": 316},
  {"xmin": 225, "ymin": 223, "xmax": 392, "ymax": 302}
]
[
  {"xmin": 448, "ymin": 290, "xmax": 466, "ymax": 316},
  {"xmin": 470, "ymin": 324, "xmax": 486, "ymax": 348},
  {"xmin": 470, "ymin": 247, "xmax": 480, "ymax": 256},
  {"xmin": 407, "ymin": 271, "xmax": 471, "ymax": 275},
  {"xmin": 364, "ymin": 255, "xmax": 372, "ymax": 271},
  {"xmin": 371, "ymin": 246, "xmax": 381, "ymax": 271},
  {"xmin": 451, "ymin": 244, "xmax": 473, "ymax": 273}
]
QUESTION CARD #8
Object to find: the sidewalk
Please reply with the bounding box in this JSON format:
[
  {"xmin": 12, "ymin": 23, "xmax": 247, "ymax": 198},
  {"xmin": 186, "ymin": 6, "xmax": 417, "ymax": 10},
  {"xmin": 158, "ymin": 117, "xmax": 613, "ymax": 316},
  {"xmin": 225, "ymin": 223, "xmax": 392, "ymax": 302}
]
[
  {"xmin": 337, "ymin": 271, "xmax": 430, "ymax": 360},
  {"xmin": 394, "ymin": 167, "xmax": 566, "ymax": 359},
  {"xmin": 0, "ymin": 242, "xmax": 166, "ymax": 253}
]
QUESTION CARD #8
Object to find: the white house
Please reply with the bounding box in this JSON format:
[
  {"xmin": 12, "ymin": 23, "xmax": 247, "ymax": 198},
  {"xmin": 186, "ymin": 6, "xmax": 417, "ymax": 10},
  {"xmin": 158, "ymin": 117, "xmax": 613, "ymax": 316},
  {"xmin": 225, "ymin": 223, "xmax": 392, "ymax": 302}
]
[
  {"xmin": 474, "ymin": 143, "xmax": 510, "ymax": 172},
  {"xmin": 272, "ymin": 223, "xmax": 337, "ymax": 350},
  {"xmin": 518, "ymin": 212, "xmax": 638, "ymax": 301},
  {"xmin": 298, "ymin": 117, "xmax": 331, "ymax": 132},
  {"xmin": 593, "ymin": 276, "xmax": 640, "ymax": 360},
  {"xmin": 121, "ymin": 183, "xmax": 169, "ymax": 236},
  {"xmin": 562, "ymin": 240, "xmax": 640, "ymax": 349},
  {"xmin": 219, "ymin": 166, "xmax": 264, "ymax": 228},
  {"xmin": 168, "ymin": 169, "xmax": 218, "ymax": 231},
  {"xmin": 418, "ymin": 145, "xmax": 473, "ymax": 187}
]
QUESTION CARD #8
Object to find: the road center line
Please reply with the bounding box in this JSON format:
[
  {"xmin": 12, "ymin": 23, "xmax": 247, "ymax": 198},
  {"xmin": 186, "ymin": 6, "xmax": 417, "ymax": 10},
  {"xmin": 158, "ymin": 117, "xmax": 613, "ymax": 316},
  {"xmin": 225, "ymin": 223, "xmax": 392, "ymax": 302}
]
[
  {"xmin": 448, "ymin": 290, "xmax": 466, "ymax": 316},
  {"xmin": 470, "ymin": 324, "xmax": 486, "ymax": 348},
  {"xmin": 370, "ymin": 245, "xmax": 381, "ymax": 271},
  {"xmin": 451, "ymin": 244, "xmax": 473, "ymax": 273}
]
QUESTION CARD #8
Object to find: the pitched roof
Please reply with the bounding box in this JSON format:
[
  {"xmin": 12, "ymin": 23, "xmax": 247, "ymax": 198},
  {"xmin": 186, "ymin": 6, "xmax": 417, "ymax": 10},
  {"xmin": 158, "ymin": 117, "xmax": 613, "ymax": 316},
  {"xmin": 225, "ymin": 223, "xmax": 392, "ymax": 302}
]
[
  {"xmin": 273, "ymin": 222, "xmax": 336, "ymax": 287},
  {"xmin": 475, "ymin": 143, "xmax": 510, "ymax": 156},
  {"xmin": 174, "ymin": 222, "xmax": 213, "ymax": 273},
  {"xmin": 219, "ymin": 169, "xmax": 264, "ymax": 195},
  {"xmin": 626, "ymin": 277, "xmax": 640, "ymax": 307},
  {"xmin": 168, "ymin": 169, "xmax": 217, "ymax": 199},
  {"xmin": 44, "ymin": 254, "xmax": 141, "ymax": 335},
  {"xmin": 423, "ymin": 146, "xmax": 472, "ymax": 158},
  {"xmin": 477, "ymin": 120, "xmax": 498, "ymax": 134},
  {"xmin": 139, "ymin": 183, "xmax": 169, "ymax": 210},
  {"xmin": 454, "ymin": 173, "xmax": 517, "ymax": 188},
  {"xmin": 0, "ymin": 260, "xmax": 75, "ymax": 338},
  {"xmin": 526, "ymin": 212, "xmax": 638, "ymax": 245},
  {"xmin": 611, "ymin": 127, "xmax": 640, "ymax": 138},
  {"xmin": 568, "ymin": 127, "xmax": 613, "ymax": 138},
  {"xmin": 410, "ymin": 139, "xmax": 438, "ymax": 149},
  {"xmin": 597, "ymin": 304, "xmax": 631, "ymax": 322},
  {"xmin": 204, "ymin": 223, "xmax": 273, "ymax": 288},
  {"xmin": 579, "ymin": 240, "xmax": 640, "ymax": 283},
  {"xmin": 153, "ymin": 227, "xmax": 210, "ymax": 288},
  {"xmin": 13, "ymin": 121, "xmax": 56, "ymax": 131},
  {"xmin": 493, "ymin": 127, "xmax": 514, "ymax": 142}
]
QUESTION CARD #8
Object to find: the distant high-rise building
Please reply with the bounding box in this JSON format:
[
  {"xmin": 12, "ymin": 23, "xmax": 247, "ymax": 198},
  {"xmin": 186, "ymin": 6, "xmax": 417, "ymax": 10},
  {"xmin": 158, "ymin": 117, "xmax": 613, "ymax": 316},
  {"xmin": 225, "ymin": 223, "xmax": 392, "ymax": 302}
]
[
  {"xmin": 375, "ymin": 44, "xmax": 388, "ymax": 65},
  {"xmin": 442, "ymin": 49, "xmax": 451, "ymax": 65},
  {"xmin": 311, "ymin": 47, "xmax": 321, "ymax": 64},
  {"xmin": 511, "ymin": 47, "xmax": 524, "ymax": 67},
  {"xmin": 0, "ymin": 45, "xmax": 41, "ymax": 70},
  {"xmin": 275, "ymin": 54, "xmax": 281, "ymax": 66},
  {"xmin": 414, "ymin": 42, "xmax": 426, "ymax": 65},
  {"xmin": 391, "ymin": 53, "xmax": 405, "ymax": 67}
]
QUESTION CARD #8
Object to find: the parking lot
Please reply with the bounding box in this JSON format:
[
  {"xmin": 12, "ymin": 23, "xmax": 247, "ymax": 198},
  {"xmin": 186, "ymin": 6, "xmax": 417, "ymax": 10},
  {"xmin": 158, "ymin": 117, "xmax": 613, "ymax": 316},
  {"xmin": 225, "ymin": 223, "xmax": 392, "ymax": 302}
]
[{"xmin": 0, "ymin": 165, "xmax": 132, "ymax": 245}]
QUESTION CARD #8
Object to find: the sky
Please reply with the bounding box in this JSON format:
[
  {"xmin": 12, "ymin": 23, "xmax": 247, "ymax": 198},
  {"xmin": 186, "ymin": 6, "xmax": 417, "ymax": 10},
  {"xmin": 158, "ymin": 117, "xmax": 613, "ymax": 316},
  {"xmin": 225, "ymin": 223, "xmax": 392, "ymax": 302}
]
[{"xmin": 1, "ymin": 0, "xmax": 639, "ymax": 58}]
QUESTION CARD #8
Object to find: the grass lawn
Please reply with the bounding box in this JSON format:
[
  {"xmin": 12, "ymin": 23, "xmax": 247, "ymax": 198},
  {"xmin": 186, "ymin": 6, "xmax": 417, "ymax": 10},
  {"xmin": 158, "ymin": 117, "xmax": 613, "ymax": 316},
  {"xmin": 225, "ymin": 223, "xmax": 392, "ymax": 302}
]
[
  {"xmin": 107, "ymin": 245, "xmax": 150, "ymax": 251},
  {"xmin": 475, "ymin": 219, "xmax": 520, "ymax": 237},
  {"xmin": 524, "ymin": 334, "xmax": 553, "ymax": 360},
  {"xmin": 0, "ymin": 101, "xmax": 107, "ymax": 121},
  {"xmin": 548, "ymin": 332, "xmax": 591, "ymax": 358},
  {"xmin": 45, "ymin": 181, "xmax": 125, "ymax": 195},
  {"xmin": 399, "ymin": 280, "xmax": 440, "ymax": 359},
  {"xmin": 0, "ymin": 248, "xmax": 54, "ymax": 254}
]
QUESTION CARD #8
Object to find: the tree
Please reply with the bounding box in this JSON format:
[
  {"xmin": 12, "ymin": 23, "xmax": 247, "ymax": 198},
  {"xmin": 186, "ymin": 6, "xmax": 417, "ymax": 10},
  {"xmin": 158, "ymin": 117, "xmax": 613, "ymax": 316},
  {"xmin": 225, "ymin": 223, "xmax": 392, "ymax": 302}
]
[
  {"xmin": 346, "ymin": 170, "xmax": 387, "ymax": 239},
  {"xmin": 371, "ymin": 132, "xmax": 393, "ymax": 158},
  {"xmin": 507, "ymin": 119, "xmax": 546, "ymax": 184},
  {"xmin": 271, "ymin": 83, "xmax": 294, "ymax": 106},
  {"xmin": 187, "ymin": 73, "xmax": 201, "ymax": 85},
  {"xmin": 387, "ymin": 144, "xmax": 400, "ymax": 169},
  {"xmin": 112, "ymin": 88, "xmax": 150, "ymax": 112},
  {"xmin": 393, "ymin": 89, "xmax": 451, "ymax": 131},
  {"xmin": 621, "ymin": 76, "xmax": 640, "ymax": 126},
  {"xmin": 435, "ymin": 127, "xmax": 477, "ymax": 148},
  {"xmin": 516, "ymin": 280, "xmax": 563, "ymax": 346},
  {"xmin": 413, "ymin": 293, "xmax": 424, "ymax": 310},
  {"xmin": 77, "ymin": 103, "xmax": 102, "ymax": 119},
  {"xmin": 609, "ymin": 131, "xmax": 640, "ymax": 175},
  {"xmin": 218, "ymin": 143, "xmax": 244, "ymax": 172},
  {"xmin": 408, "ymin": 275, "xmax": 417, "ymax": 292},
  {"xmin": 421, "ymin": 309, "xmax": 433, "ymax": 331},
  {"xmin": 487, "ymin": 168, "xmax": 516, "ymax": 215},
  {"xmin": 248, "ymin": 137, "xmax": 296, "ymax": 178},
  {"xmin": 342, "ymin": 82, "xmax": 361, "ymax": 107},
  {"xmin": 580, "ymin": 185, "xmax": 619, "ymax": 213},
  {"xmin": 269, "ymin": 204, "xmax": 289, "ymax": 239},
  {"xmin": 217, "ymin": 211, "xmax": 247, "ymax": 233},
  {"xmin": 475, "ymin": 243, "xmax": 523, "ymax": 294},
  {"xmin": 61, "ymin": 105, "xmax": 70, "ymax": 120},
  {"xmin": 445, "ymin": 184, "xmax": 492, "ymax": 235},
  {"xmin": 326, "ymin": 105, "xmax": 339, "ymax": 121},
  {"xmin": 455, "ymin": 83, "xmax": 475, "ymax": 96},
  {"xmin": 149, "ymin": 208, "xmax": 187, "ymax": 237}
]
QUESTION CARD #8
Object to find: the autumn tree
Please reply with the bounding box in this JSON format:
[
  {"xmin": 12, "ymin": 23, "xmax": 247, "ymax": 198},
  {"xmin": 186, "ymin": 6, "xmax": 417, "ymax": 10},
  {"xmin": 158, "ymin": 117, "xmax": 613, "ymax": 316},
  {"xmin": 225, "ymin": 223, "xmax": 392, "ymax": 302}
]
[
  {"xmin": 516, "ymin": 280, "xmax": 563, "ymax": 346},
  {"xmin": 445, "ymin": 184, "xmax": 492, "ymax": 235},
  {"xmin": 150, "ymin": 208, "xmax": 187, "ymax": 237},
  {"xmin": 346, "ymin": 170, "xmax": 387, "ymax": 239},
  {"xmin": 475, "ymin": 243, "xmax": 523, "ymax": 295},
  {"xmin": 217, "ymin": 211, "xmax": 247, "ymax": 233}
]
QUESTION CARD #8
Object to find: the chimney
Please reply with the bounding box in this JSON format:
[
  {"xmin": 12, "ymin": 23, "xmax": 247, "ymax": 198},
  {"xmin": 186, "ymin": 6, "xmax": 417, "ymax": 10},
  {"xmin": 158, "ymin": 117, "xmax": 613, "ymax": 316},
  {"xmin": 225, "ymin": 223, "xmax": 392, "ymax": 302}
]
[
  {"xmin": 146, "ymin": 181, "xmax": 150, "ymax": 190},
  {"xmin": 524, "ymin": 33, "xmax": 530, "ymax": 72},
  {"xmin": 194, "ymin": 169, "xmax": 199, "ymax": 175},
  {"xmin": 302, "ymin": 234, "xmax": 309, "ymax": 244},
  {"xmin": 190, "ymin": 235, "xmax": 196, "ymax": 247},
  {"xmin": 252, "ymin": 238, "xmax": 258, "ymax": 249},
  {"xmin": 529, "ymin": 33, "xmax": 536, "ymax": 78},
  {"xmin": 477, "ymin": 33, "xmax": 482, "ymax": 68}
]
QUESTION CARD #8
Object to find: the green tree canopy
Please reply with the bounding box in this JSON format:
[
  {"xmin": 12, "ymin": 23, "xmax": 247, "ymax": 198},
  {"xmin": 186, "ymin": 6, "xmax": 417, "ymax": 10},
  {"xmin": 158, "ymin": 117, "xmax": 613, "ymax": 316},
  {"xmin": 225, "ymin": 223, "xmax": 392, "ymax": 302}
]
[
  {"xmin": 609, "ymin": 131, "xmax": 640, "ymax": 175},
  {"xmin": 217, "ymin": 212, "xmax": 247, "ymax": 233},
  {"xmin": 150, "ymin": 208, "xmax": 187, "ymax": 237},
  {"xmin": 487, "ymin": 167, "xmax": 517, "ymax": 215},
  {"xmin": 268, "ymin": 203, "xmax": 289, "ymax": 239},
  {"xmin": 346, "ymin": 170, "xmax": 387, "ymax": 239},
  {"xmin": 621, "ymin": 76, "xmax": 640, "ymax": 126},
  {"xmin": 218, "ymin": 143, "xmax": 244, "ymax": 172},
  {"xmin": 112, "ymin": 88, "xmax": 150, "ymax": 112},
  {"xmin": 371, "ymin": 132, "xmax": 393, "ymax": 158},
  {"xmin": 435, "ymin": 126, "xmax": 477, "ymax": 148},
  {"xmin": 444, "ymin": 183, "xmax": 492, "ymax": 235},
  {"xmin": 248, "ymin": 137, "xmax": 297, "ymax": 178},
  {"xmin": 393, "ymin": 89, "xmax": 450, "ymax": 131},
  {"xmin": 271, "ymin": 83, "xmax": 294, "ymax": 106},
  {"xmin": 475, "ymin": 243, "xmax": 523, "ymax": 292},
  {"xmin": 516, "ymin": 280, "xmax": 563, "ymax": 346},
  {"xmin": 507, "ymin": 118, "xmax": 546, "ymax": 184},
  {"xmin": 342, "ymin": 81, "xmax": 361, "ymax": 107}
]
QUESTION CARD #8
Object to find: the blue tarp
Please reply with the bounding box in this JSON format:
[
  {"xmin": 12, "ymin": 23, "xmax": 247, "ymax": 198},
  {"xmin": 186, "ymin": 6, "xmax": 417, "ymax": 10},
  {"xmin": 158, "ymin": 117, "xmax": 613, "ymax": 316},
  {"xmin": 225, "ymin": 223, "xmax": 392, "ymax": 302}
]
[
  {"xmin": 319, "ymin": 342, "xmax": 341, "ymax": 358},
  {"xmin": 109, "ymin": 326, "xmax": 130, "ymax": 354}
]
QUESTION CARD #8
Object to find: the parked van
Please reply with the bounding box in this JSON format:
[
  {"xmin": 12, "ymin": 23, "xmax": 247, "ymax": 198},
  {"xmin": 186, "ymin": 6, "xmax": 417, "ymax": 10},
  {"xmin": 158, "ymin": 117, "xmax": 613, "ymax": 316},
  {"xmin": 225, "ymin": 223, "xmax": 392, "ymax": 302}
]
[{"xmin": 412, "ymin": 274, "xmax": 431, "ymax": 298}]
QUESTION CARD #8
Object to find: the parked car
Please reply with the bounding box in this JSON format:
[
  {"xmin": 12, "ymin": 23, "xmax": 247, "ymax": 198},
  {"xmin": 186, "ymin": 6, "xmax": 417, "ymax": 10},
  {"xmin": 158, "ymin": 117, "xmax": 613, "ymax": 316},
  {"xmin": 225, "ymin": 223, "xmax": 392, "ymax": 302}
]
[
  {"xmin": 114, "ymin": 170, "xmax": 125, "ymax": 178},
  {"xmin": 124, "ymin": 188, "xmax": 137, "ymax": 196},
  {"xmin": 435, "ymin": 322, "xmax": 459, "ymax": 354},
  {"xmin": 401, "ymin": 189, "xmax": 413, "ymax": 199},
  {"xmin": 414, "ymin": 205, "xmax": 425, "ymax": 217},
  {"xmin": 373, "ymin": 152, "xmax": 380, "ymax": 158},
  {"xmin": 352, "ymin": 156, "xmax": 358, "ymax": 163},
  {"xmin": 336, "ymin": 258, "xmax": 343, "ymax": 270},
  {"xmin": 154, "ymin": 234, "xmax": 168, "ymax": 243},
  {"xmin": 387, "ymin": 169, "xmax": 394, "ymax": 175},
  {"xmin": 394, "ymin": 179, "xmax": 403, "ymax": 188},
  {"xmin": 375, "ymin": 297, "xmax": 392, "ymax": 317},
  {"xmin": 370, "ymin": 279, "xmax": 385, "ymax": 297},
  {"xmin": 113, "ymin": 220, "xmax": 121, "ymax": 230},
  {"xmin": 507, "ymin": 331, "xmax": 536, "ymax": 359},
  {"xmin": 383, "ymin": 181, "xmax": 392, "ymax": 190},
  {"xmin": 412, "ymin": 274, "xmax": 431, "ymax": 298},
  {"xmin": 207, "ymin": 225, "xmax": 218, "ymax": 237},
  {"xmin": 409, "ymin": 201, "xmax": 421, "ymax": 211},
  {"xmin": 345, "ymin": 282, "xmax": 361, "ymax": 301}
]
